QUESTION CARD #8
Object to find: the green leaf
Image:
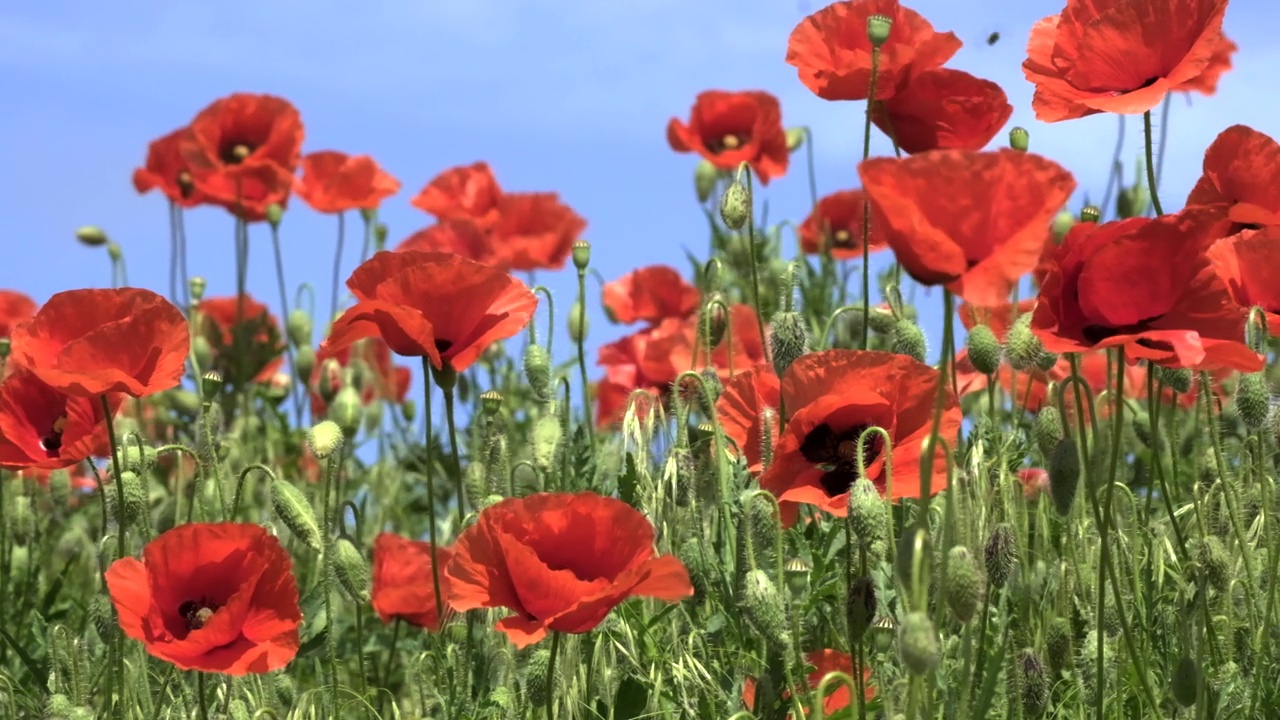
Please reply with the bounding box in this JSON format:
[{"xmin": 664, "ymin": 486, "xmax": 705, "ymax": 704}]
[
  {"xmin": 612, "ymin": 676, "xmax": 649, "ymax": 720},
  {"xmin": 618, "ymin": 452, "xmax": 640, "ymax": 508}
]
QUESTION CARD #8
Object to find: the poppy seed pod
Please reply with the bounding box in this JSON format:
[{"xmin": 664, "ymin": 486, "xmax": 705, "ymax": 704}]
[
  {"xmin": 329, "ymin": 386, "xmax": 363, "ymax": 437},
  {"xmin": 967, "ymin": 324, "xmax": 1003, "ymax": 375},
  {"xmin": 769, "ymin": 311, "xmax": 810, "ymax": 378},
  {"xmin": 1171, "ymin": 655, "xmax": 1200, "ymax": 708},
  {"xmin": 1048, "ymin": 437, "xmax": 1079, "ymax": 516},
  {"xmin": 568, "ymin": 301, "xmax": 588, "ymax": 343},
  {"xmin": 286, "ymin": 308, "xmax": 313, "ymax": 348},
  {"xmin": 480, "ymin": 390, "xmax": 504, "ymax": 417},
  {"xmin": 1004, "ymin": 314, "xmax": 1046, "ymax": 371},
  {"xmin": 307, "ymin": 420, "xmax": 345, "ymax": 459},
  {"xmin": 866, "ymin": 13, "xmax": 893, "ymax": 48},
  {"xmin": 1050, "ymin": 208, "xmax": 1076, "ymax": 243},
  {"xmin": 271, "ymin": 480, "xmax": 322, "ymax": 552},
  {"xmin": 523, "ymin": 344, "xmax": 552, "ymax": 400},
  {"xmin": 1008, "ymin": 127, "xmax": 1029, "ymax": 152},
  {"xmin": 75, "ymin": 225, "xmax": 109, "ymax": 247},
  {"xmin": 1235, "ymin": 373, "xmax": 1271, "ymax": 430},
  {"xmin": 984, "ymin": 523, "xmax": 1018, "ymax": 590},
  {"xmin": 694, "ymin": 159, "xmax": 718, "ymax": 204},
  {"xmin": 740, "ymin": 568, "xmax": 791, "ymax": 651},
  {"xmin": 571, "ymin": 240, "xmax": 591, "ymax": 271},
  {"xmin": 846, "ymin": 575, "xmax": 877, "ymax": 642},
  {"xmin": 783, "ymin": 557, "xmax": 811, "ymax": 596},
  {"xmin": 944, "ymin": 546, "xmax": 984, "ymax": 623},
  {"xmin": 265, "ymin": 203, "xmax": 284, "ymax": 227},
  {"xmin": 785, "ymin": 127, "xmax": 806, "ymax": 153},
  {"xmin": 333, "ymin": 536, "xmax": 371, "ymax": 604},
  {"xmin": 897, "ymin": 612, "xmax": 940, "ymax": 675},
  {"xmin": 719, "ymin": 179, "xmax": 751, "ymax": 230},
  {"xmin": 892, "ymin": 319, "xmax": 927, "ymax": 363},
  {"xmin": 1079, "ymin": 205, "xmax": 1101, "ymax": 223}
]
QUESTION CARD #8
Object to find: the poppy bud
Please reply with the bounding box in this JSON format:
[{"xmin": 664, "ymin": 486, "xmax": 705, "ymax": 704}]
[
  {"xmin": 847, "ymin": 575, "xmax": 877, "ymax": 642},
  {"xmin": 984, "ymin": 523, "xmax": 1018, "ymax": 590},
  {"xmin": 1130, "ymin": 408, "xmax": 1153, "ymax": 449},
  {"xmin": 1005, "ymin": 314, "xmax": 1045, "ymax": 371},
  {"xmin": 1079, "ymin": 205, "xmax": 1101, "ymax": 224},
  {"xmin": 192, "ymin": 338, "xmax": 214, "ymax": 377},
  {"xmin": 701, "ymin": 300, "xmax": 728, "ymax": 348},
  {"xmin": 864, "ymin": 305, "xmax": 898, "ymax": 335},
  {"xmin": 1171, "ymin": 655, "xmax": 1200, "ymax": 708},
  {"xmin": 265, "ymin": 203, "xmax": 284, "ymax": 228},
  {"xmin": 228, "ymin": 700, "xmax": 250, "ymax": 720},
  {"xmin": 48, "ymin": 469, "xmax": 71, "ymax": 507},
  {"xmin": 895, "ymin": 526, "xmax": 931, "ymax": 594},
  {"xmin": 1050, "ymin": 208, "xmax": 1076, "ymax": 244},
  {"xmin": 121, "ymin": 441, "xmax": 157, "ymax": 475},
  {"xmin": 759, "ymin": 406, "xmax": 777, "ymax": 470},
  {"xmin": 432, "ymin": 364, "xmax": 457, "ymax": 395},
  {"xmin": 333, "ymin": 536, "xmax": 371, "ymax": 604},
  {"xmin": 694, "ymin": 159, "xmax": 718, "ymax": 204},
  {"xmin": 1235, "ymin": 373, "xmax": 1271, "ymax": 430},
  {"xmin": 523, "ymin": 344, "xmax": 552, "ymax": 400},
  {"xmin": 1155, "ymin": 365, "xmax": 1192, "ymax": 394},
  {"xmin": 703, "ymin": 258, "xmax": 723, "ymax": 293},
  {"xmin": 699, "ymin": 368, "xmax": 723, "ymax": 413},
  {"xmin": 866, "ymin": 13, "xmax": 893, "ymax": 48},
  {"xmin": 1048, "ymin": 437, "xmax": 1079, "ymax": 516},
  {"xmin": 273, "ymin": 673, "xmax": 298, "ymax": 709},
  {"xmin": 525, "ymin": 648, "xmax": 559, "ymax": 708},
  {"xmin": 328, "ymin": 385, "xmax": 362, "ymax": 436},
  {"xmin": 847, "ymin": 477, "xmax": 888, "ymax": 554},
  {"xmin": 532, "ymin": 413, "xmax": 562, "ymax": 477},
  {"xmin": 741, "ymin": 568, "xmax": 791, "ymax": 650},
  {"xmin": 307, "ymin": 420, "xmax": 345, "ymax": 459},
  {"xmin": 488, "ymin": 687, "xmax": 516, "ymax": 713},
  {"xmin": 483, "ymin": 436, "xmax": 510, "ymax": 496},
  {"xmin": 75, "ymin": 225, "xmax": 109, "ymax": 247},
  {"xmin": 892, "ymin": 319, "xmax": 927, "ymax": 363},
  {"xmin": 1045, "ymin": 617, "xmax": 1073, "ymax": 676},
  {"xmin": 679, "ymin": 538, "xmax": 714, "ymax": 604},
  {"xmin": 719, "ymin": 178, "xmax": 751, "ymax": 230},
  {"xmin": 286, "ymin": 308, "xmax": 313, "ymax": 348},
  {"xmin": 374, "ymin": 222, "xmax": 390, "ymax": 252},
  {"xmin": 1034, "ymin": 350, "xmax": 1058, "ymax": 372},
  {"xmin": 743, "ymin": 493, "xmax": 780, "ymax": 569},
  {"xmin": 1018, "ymin": 648, "xmax": 1049, "ymax": 717},
  {"xmin": 271, "ymin": 480, "xmax": 322, "ymax": 552},
  {"xmin": 1008, "ymin": 127, "xmax": 1029, "ymax": 152},
  {"xmin": 107, "ymin": 470, "xmax": 147, "ymax": 529},
  {"xmin": 1033, "ymin": 406, "xmax": 1063, "ymax": 460},
  {"xmin": 362, "ymin": 398, "xmax": 384, "ymax": 436},
  {"xmin": 967, "ymin": 325, "xmax": 1002, "ymax": 375},
  {"xmin": 46, "ymin": 695, "xmax": 81, "ymax": 719},
  {"xmin": 784, "ymin": 557, "xmax": 811, "ymax": 597},
  {"xmin": 291, "ymin": 345, "xmax": 315, "ymax": 390},
  {"xmin": 897, "ymin": 612, "xmax": 940, "ymax": 675},
  {"xmin": 106, "ymin": 241, "xmax": 123, "ymax": 263},
  {"xmin": 1246, "ymin": 305, "xmax": 1270, "ymax": 354},
  {"xmin": 10, "ymin": 496, "xmax": 34, "ymax": 545},
  {"xmin": 316, "ymin": 359, "xmax": 342, "ymax": 404},
  {"xmin": 571, "ymin": 240, "xmax": 591, "ymax": 271},
  {"xmin": 769, "ymin": 311, "xmax": 809, "ymax": 378},
  {"xmin": 568, "ymin": 301, "xmax": 588, "ymax": 343},
  {"xmin": 1193, "ymin": 536, "xmax": 1230, "ymax": 594},
  {"xmin": 189, "ymin": 276, "xmax": 207, "ymax": 302},
  {"xmin": 785, "ymin": 127, "xmax": 806, "ymax": 153},
  {"xmin": 480, "ymin": 390, "xmax": 504, "ymax": 418},
  {"xmin": 944, "ymin": 546, "xmax": 984, "ymax": 623}
]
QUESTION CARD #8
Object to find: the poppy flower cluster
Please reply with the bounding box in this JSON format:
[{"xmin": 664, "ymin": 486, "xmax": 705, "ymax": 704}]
[{"xmin": 396, "ymin": 162, "xmax": 588, "ymax": 272}]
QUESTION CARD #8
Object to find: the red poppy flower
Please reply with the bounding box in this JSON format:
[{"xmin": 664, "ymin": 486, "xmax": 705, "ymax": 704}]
[
  {"xmin": 786, "ymin": 0, "xmax": 962, "ymax": 102},
  {"xmin": 105, "ymin": 522, "xmax": 302, "ymax": 675},
  {"xmin": 1207, "ymin": 227, "xmax": 1280, "ymax": 336},
  {"xmin": 1185, "ymin": 125, "xmax": 1280, "ymax": 231},
  {"xmin": 8, "ymin": 288, "xmax": 189, "ymax": 398},
  {"xmin": 797, "ymin": 190, "xmax": 891, "ymax": 261},
  {"xmin": 132, "ymin": 127, "xmax": 207, "ymax": 208},
  {"xmin": 445, "ymin": 492, "xmax": 693, "ymax": 648},
  {"xmin": 0, "ymin": 290, "xmax": 36, "ymax": 339},
  {"xmin": 716, "ymin": 365, "xmax": 781, "ymax": 473},
  {"xmin": 396, "ymin": 220, "xmax": 505, "ymax": 268},
  {"xmin": 858, "ymin": 149, "xmax": 1076, "ymax": 306},
  {"xmin": 595, "ymin": 320, "xmax": 686, "ymax": 428},
  {"xmin": 198, "ymin": 295, "xmax": 285, "ymax": 386},
  {"xmin": 662, "ymin": 304, "xmax": 768, "ymax": 381},
  {"xmin": 0, "ymin": 368, "xmax": 120, "ymax": 470},
  {"xmin": 1175, "ymin": 32, "xmax": 1237, "ymax": 95},
  {"xmin": 666, "ymin": 91, "xmax": 789, "ymax": 184},
  {"xmin": 319, "ymin": 251, "xmax": 537, "ymax": 373},
  {"xmin": 294, "ymin": 151, "xmax": 400, "ymax": 214},
  {"xmin": 602, "ymin": 265, "xmax": 700, "ymax": 325},
  {"xmin": 872, "ymin": 69, "xmax": 1013, "ymax": 154},
  {"xmin": 181, "ymin": 93, "xmax": 304, "ymax": 220},
  {"xmin": 490, "ymin": 193, "xmax": 588, "ymax": 272},
  {"xmin": 410, "ymin": 162, "xmax": 503, "ymax": 229},
  {"xmin": 760, "ymin": 350, "xmax": 960, "ymax": 524},
  {"xmin": 1022, "ymin": 0, "xmax": 1229, "ymax": 122},
  {"xmin": 1031, "ymin": 208, "xmax": 1262, "ymax": 372},
  {"xmin": 743, "ymin": 649, "xmax": 875, "ymax": 716},
  {"xmin": 1018, "ymin": 468, "xmax": 1050, "ymax": 500},
  {"xmin": 371, "ymin": 533, "xmax": 454, "ymax": 631},
  {"xmin": 310, "ymin": 338, "xmax": 412, "ymax": 417}
]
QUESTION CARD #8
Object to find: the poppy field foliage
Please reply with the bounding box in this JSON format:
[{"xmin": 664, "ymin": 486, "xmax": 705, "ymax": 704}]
[{"xmin": 4, "ymin": 0, "xmax": 1280, "ymax": 718}]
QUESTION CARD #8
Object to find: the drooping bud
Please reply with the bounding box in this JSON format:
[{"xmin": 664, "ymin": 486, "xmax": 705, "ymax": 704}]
[
  {"xmin": 1156, "ymin": 365, "xmax": 1193, "ymax": 394},
  {"xmin": 1079, "ymin": 205, "xmax": 1101, "ymax": 224},
  {"xmin": 719, "ymin": 178, "xmax": 751, "ymax": 230},
  {"xmin": 1018, "ymin": 648, "xmax": 1049, "ymax": 717},
  {"xmin": 330, "ymin": 386, "xmax": 363, "ymax": 437},
  {"xmin": 571, "ymin": 240, "xmax": 591, "ymax": 271},
  {"xmin": 1050, "ymin": 208, "xmax": 1076, "ymax": 244},
  {"xmin": 897, "ymin": 612, "xmax": 940, "ymax": 675},
  {"xmin": 741, "ymin": 569, "xmax": 791, "ymax": 650},
  {"xmin": 701, "ymin": 299, "xmax": 728, "ymax": 348},
  {"xmin": 1194, "ymin": 536, "xmax": 1230, "ymax": 594},
  {"xmin": 847, "ymin": 477, "xmax": 888, "ymax": 554},
  {"xmin": 524, "ymin": 648, "xmax": 557, "ymax": 708},
  {"xmin": 984, "ymin": 523, "xmax": 1018, "ymax": 590},
  {"xmin": 769, "ymin": 311, "xmax": 809, "ymax": 378},
  {"xmin": 523, "ymin": 344, "xmax": 552, "ymax": 399},
  {"xmin": 866, "ymin": 13, "xmax": 893, "ymax": 47},
  {"xmin": 1170, "ymin": 655, "xmax": 1200, "ymax": 708},
  {"xmin": 694, "ymin": 160, "xmax": 718, "ymax": 204},
  {"xmin": 265, "ymin": 203, "xmax": 284, "ymax": 228},
  {"xmin": 1048, "ymin": 436, "xmax": 1080, "ymax": 516},
  {"xmin": 1033, "ymin": 406, "xmax": 1063, "ymax": 459},
  {"xmin": 1008, "ymin": 127, "xmax": 1029, "ymax": 152},
  {"xmin": 966, "ymin": 325, "xmax": 1002, "ymax": 375},
  {"xmin": 679, "ymin": 539, "xmax": 714, "ymax": 604},
  {"xmin": 1005, "ymin": 314, "xmax": 1046, "ymax": 371},
  {"xmin": 568, "ymin": 301, "xmax": 588, "ymax": 343},
  {"xmin": 944, "ymin": 546, "xmax": 984, "ymax": 623},
  {"xmin": 531, "ymin": 413, "xmax": 562, "ymax": 476},
  {"xmin": 286, "ymin": 308, "xmax": 313, "ymax": 348},
  {"xmin": 191, "ymin": 337, "xmax": 214, "ymax": 376},
  {"xmin": 847, "ymin": 575, "xmax": 877, "ymax": 643},
  {"xmin": 106, "ymin": 242, "xmax": 123, "ymax": 262},
  {"xmin": 892, "ymin": 320, "xmax": 927, "ymax": 362},
  {"xmin": 271, "ymin": 480, "xmax": 322, "ymax": 552},
  {"xmin": 293, "ymin": 346, "xmax": 316, "ymax": 390},
  {"xmin": 1235, "ymin": 372, "xmax": 1271, "ymax": 430},
  {"xmin": 74, "ymin": 225, "xmax": 109, "ymax": 247},
  {"xmin": 785, "ymin": 127, "xmax": 806, "ymax": 153},
  {"xmin": 1045, "ymin": 617, "xmax": 1074, "ymax": 676},
  {"xmin": 307, "ymin": 420, "xmax": 345, "ymax": 459},
  {"xmin": 106, "ymin": 471, "xmax": 148, "ymax": 529},
  {"xmin": 333, "ymin": 537, "xmax": 371, "ymax": 604},
  {"xmin": 315, "ymin": 359, "xmax": 342, "ymax": 403}
]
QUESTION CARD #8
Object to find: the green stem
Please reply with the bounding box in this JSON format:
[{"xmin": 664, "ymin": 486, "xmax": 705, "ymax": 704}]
[
  {"xmin": 330, "ymin": 211, "xmax": 346, "ymax": 323},
  {"xmin": 268, "ymin": 222, "xmax": 306, "ymax": 427},
  {"xmin": 545, "ymin": 631, "xmax": 561, "ymax": 720},
  {"xmin": 1142, "ymin": 110, "xmax": 1165, "ymax": 216},
  {"xmin": 858, "ymin": 46, "xmax": 881, "ymax": 350},
  {"xmin": 740, "ymin": 167, "xmax": 769, "ymax": 359},
  {"xmin": 419, "ymin": 358, "xmax": 446, "ymax": 624},
  {"xmin": 575, "ymin": 270, "xmax": 594, "ymax": 440},
  {"xmin": 322, "ymin": 453, "xmax": 341, "ymax": 713},
  {"xmin": 197, "ymin": 672, "xmax": 209, "ymax": 720},
  {"xmin": 100, "ymin": 395, "xmax": 129, "ymax": 720}
]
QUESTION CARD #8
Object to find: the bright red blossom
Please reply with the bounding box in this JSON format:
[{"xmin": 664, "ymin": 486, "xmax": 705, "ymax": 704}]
[
  {"xmin": 371, "ymin": 533, "xmax": 454, "ymax": 631},
  {"xmin": 0, "ymin": 290, "xmax": 36, "ymax": 339},
  {"xmin": 602, "ymin": 266, "xmax": 701, "ymax": 325},
  {"xmin": 310, "ymin": 338, "xmax": 412, "ymax": 418},
  {"xmin": 859, "ymin": 149, "xmax": 1076, "ymax": 306},
  {"xmin": 132, "ymin": 127, "xmax": 207, "ymax": 208},
  {"xmin": 667, "ymin": 90, "xmax": 790, "ymax": 184},
  {"xmin": 1186, "ymin": 125, "xmax": 1280, "ymax": 230},
  {"xmin": 1022, "ymin": 0, "xmax": 1230, "ymax": 122},
  {"xmin": 872, "ymin": 68, "xmax": 1013, "ymax": 154},
  {"xmin": 105, "ymin": 522, "xmax": 302, "ymax": 675},
  {"xmin": 490, "ymin": 192, "xmax": 588, "ymax": 271},
  {"xmin": 198, "ymin": 295, "xmax": 286, "ymax": 386},
  {"xmin": 716, "ymin": 365, "xmax": 781, "ymax": 473},
  {"xmin": 743, "ymin": 649, "xmax": 875, "ymax": 716},
  {"xmin": 786, "ymin": 0, "xmax": 962, "ymax": 101},
  {"xmin": 9, "ymin": 288, "xmax": 189, "ymax": 398},
  {"xmin": 396, "ymin": 220, "xmax": 504, "ymax": 268},
  {"xmin": 797, "ymin": 190, "xmax": 891, "ymax": 261},
  {"xmin": 410, "ymin": 162, "xmax": 503, "ymax": 229},
  {"xmin": 445, "ymin": 492, "xmax": 693, "ymax": 648},
  {"xmin": 1206, "ymin": 227, "xmax": 1280, "ymax": 336},
  {"xmin": 294, "ymin": 150, "xmax": 400, "ymax": 213},
  {"xmin": 319, "ymin": 251, "xmax": 537, "ymax": 373},
  {"xmin": 0, "ymin": 368, "xmax": 121, "ymax": 471}
]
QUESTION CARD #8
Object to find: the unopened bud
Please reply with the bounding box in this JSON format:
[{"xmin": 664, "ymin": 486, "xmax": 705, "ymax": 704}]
[
  {"xmin": 1236, "ymin": 372, "xmax": 1271, "ymax": 430},
  {"xmin": 271, "ymin": 480, "xmax": 322, "ymax": 552},
  {"xmin": 525, "ymin": 648, "xmax": 557, "ymax": 708},
  {"xmin": 107, "ymin": 471, "xmax": 147, "ymax": 529},
  {"xmin": 1009, "ymin": 127, "xmax": 1029, "ymax": 152},
  {"xmin": 329, "ymin": 387, "xmax": 363, "ymax": 436},
  {"xmin": 400, "ymin": 399, "xmax": 416, "ymax": 423},
  {"xmin": 741, "ymin": 569, "xmax": 790, "ymax": 650},
  {"xmin": 571, "ymin": 240, "xmax": 591, "ymax": 271},
  {"xmin": 106, "ymin": 242, "xmax": 123, "ymax": 262},
  {"xmin": 265, "ymin": 203, "xmax": 284, "ymax": 228},
  {"xmin": 568, "ymin": 301, "xmax": 588, "ymax": 343},
  {"xmin": 1033, "ymin": 406, "xmax": 1063, "ymax": 459},
  {"xmin": 1157, "ymin": 365, "xmax": 1193, "ymax": 394},
  {"xmin": 1018, "ymin": 648, "xmax": 1049, "ymax": 716},
  {"xmin": 701, "ymin": 300, "xmax": 728, "ymax": 348},
  {"xmin": 1170, "ymin": 655, "xmax": 1200, "ymax": 708},
  {"xmin": 847, "ymin": 477, "xmax": 887, "ymax": 554},
  {"xmin": 1045, "ymin": 618, "xmax": 1073, "ymax": 676},
  {"xmin": 1048, "ymin": 437, "xmax": 1080, "ymax": 516},
  {"xmin": 374, "ymin": 223, "xmax": 389, "ymax": 251},
  {"xmin": 967, "ymin": 325, "xmax": 1002, "ymax": 375},
  {"xmin": 719, "ymin": 179, "xmax": 751, "ymax": 230},
  {"xmin": 523, "ymin": 344, "xmax": 552, "ymax": 399},
  {"xmin": 694, "ymin": 160, "xmax": 718, "ymax": 204},
  {"xmin": 333, "ymin": 536, "xmax": 371, "ymax": 604},
  {"xmin": 191, "ymin": 336, "xmax": 213, "ymax": 373},
  {"xmin": 866, "ymin": 13, "xmax": 893, "ymax": 47},
  {"xmin": 1050, "ymin": 208, "xmax": 1076, "ymax": 244},
  {"xmin": 1116, "ymin": 186, "xmax": 1148, "ymax": 219},
  {"xmin": 769, "ymin": 311, "xmax": 809, "ymax": 378},
  {"xmin": 944, "ymin": 546, "xmax": 984, "ymax": 623},
  {"xmin": 892, "ymin": 320, "xmax": 927, "ymax": 363},
  {"xmin": 984, "ymin": 523, "xmax": 1018, "ymax": 590},
  {"xmin": 785, "ymin": 127, "xmax": 806, "ymax": 153},
  {"xmin": 75, "ymin": 225, "xmax": 109, "ymax": 247},
  {"xmin": 898, "ymin": 612, "xmax": 940, "ymax": 675},
  {"xmin": 286, "ymin": 308, "xmax": 313, "ymax": 348},
  {"xmin": 307, "ymin": 420, "xmax": 345, "ymax": 459},
  {"xmin": 1005, "ymin": 314, "xmax": 1045, "ymax": 371}
]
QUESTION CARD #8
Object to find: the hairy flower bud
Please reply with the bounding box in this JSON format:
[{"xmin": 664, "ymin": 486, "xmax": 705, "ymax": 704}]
[
  {"xmin": 106, "ymin": 471, "xmax": 148, "ymax": 529},
  {"xmin": 966, "ymin": 325, "xmax": 1002, "ymax": 375},
  {"xmin": 568, "ymin": 301, "xmax": 588, "ymax": 344},
  {"xmin": 271, "ymin": 480, "xmax": 322, "ymax": 552},
  {"xmin": 847, "ymin": 477, "xmax": 887, "ymax": 553},
  {"xmin": 898, "ymin": 612, "xmax": 940, "ymax": 675},
  {"xmin": 330, "ymin": 386, "xmax": 363, "ymax": 437},
  {"xmin": 694, "ymin": 160, "xmax": 718, "ymax": 204},
  {"xmin": 719, "ymin": 179, "xmax": 751, "ymax": 230},
  {"xmin": 523, "ymin": 344, "xmax": 552, "ymax": 400},
  {"xmin": 1019, "ymin": 648, "xmax": 1049, "ymax": 717},
  {"xmin": 1033, "ymin": 406, "xmax": 1063, "ymax": 459},
  {"xmin": 769, "ymin": 311, "xmax": 809, "ymax": 378},
  {"xmin": 525, "ymin": 648, "xmax": 558, "ymax": 708},
  {"xmin": 741, "ymin": 569, "xmax": 791, "ymax": 650},
  {"xmin": 307, "ymin": 420, "xmax": 345, "ymax": 459},
  {"xmin": 1045, "ymin": 617, "xmax": 1073, "ymax": 676},
  {"xmin": 333, "ymin": 536, "xmax": 371, "ymax": 604},
  {"xmin": 1235, "ymin": 372, "xmax": 1271, "ymax": 430},
  {"xmin": 679, "ymin": 538, "xmax": 714, "ymax": 604},
  {"xmin": 1050, "ymin": 208, "xmax": 1076, "ymax": 244},
  {"xmin": 892, "ymin": 320, "xmax": 927, "ymax": 363},
  {"xmin": 944, "ymin": 546, "xmax": 984, "ymax": 623},
  {"xmin": 1048, "ymin": 437, "xmax": 1080, "ymax": 516},
  {"xmin": 1005, "ymin": 314, "xmax": 1046, "ymax": 371},
  {"xmin": 286, "ymin": 308, "xmax": 313, "ymax": 348},
  {"xmin": 785, "ymin": 127, "xmax": 806, "ymax": 152},
  {"xmin": 984, "ymin": 523, "xmax": 1018, "ymax": 590},
  {"xmin": 75, "ymin": 225, "xmax": 109, "ymax": 247},
  {"xmin": 1171, "ymin": 655, "xmax": 1200, "ymax": 708}
]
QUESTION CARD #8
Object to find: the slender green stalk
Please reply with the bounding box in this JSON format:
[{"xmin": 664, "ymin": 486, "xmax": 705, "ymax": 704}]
[
  {"xmin": 100, "ymin": 395, "xmax": 129, "ymax": 720},
  {"xmin": 545, "ymin": 631, "xmax": 561, "ymax": 720},
  {"xmin": 330, "ymin": 211, "xmax": 347, "ymax": 322},
  {"xmin": 197, "ymin": 672, "xmax": 209, "ymax": 720},
  {"xmin": 419, "ymin": 358, "xmax": 446, "ymax": 624},
  {"xmin": 268, "ymin": 221, "xmax": 306, "ymax": 427},
  {"xmin": 740, "ymin": 167, "xmax": 770, "ymax": 358},
  {"xmin": 321, "ymin": 453, "xmax": 341, "ymax": 713},
  {"xmin": 575, "ymin": 269, "xmax": 594, "ymax": 440},
  {"xmin": 1142, "ymin": 110, "xmax": 1165, "ymax": 216},
  {"xmin": 858, "ymin": 46, "xmax": 882, "ymax": 351}
]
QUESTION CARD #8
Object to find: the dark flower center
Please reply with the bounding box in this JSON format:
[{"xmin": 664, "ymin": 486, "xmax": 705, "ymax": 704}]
[
  {"xmin": 434, "ymin": 339, "xmax": 454, "ymax": 354},
  {"xmin": 39, "ymin": 416, "xmax": 67, "ymax": 459},
  {"xmin": 707, "ymin": 133, "xmax": 748, "ymax": 154},
  {"xmin": 832, "ymin": 229, "xmax": 853, "ymax": 247},
  {"xmin": 1081, "ymin": 314, "xmax": 1162, "ymax": 345},
  {"xmin": 178, "ymin": 599, "xmax": 221, "ymax": 631},
  {"xmin": 799, "ymin": 422, "xmax": 885, "ymax": 498},
  {"xmin": 220, "ymin": 141, "xmax": 255, "ymax": 165},
  {"xmin": 176, "ymin": 170, "xmax": 195, "ymax": 198}
]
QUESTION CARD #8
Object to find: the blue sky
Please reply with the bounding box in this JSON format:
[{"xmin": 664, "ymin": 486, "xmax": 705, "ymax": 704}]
[{"xmin": 3, "ymin": 0, "xmax": 1278, "ymax": 417}]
